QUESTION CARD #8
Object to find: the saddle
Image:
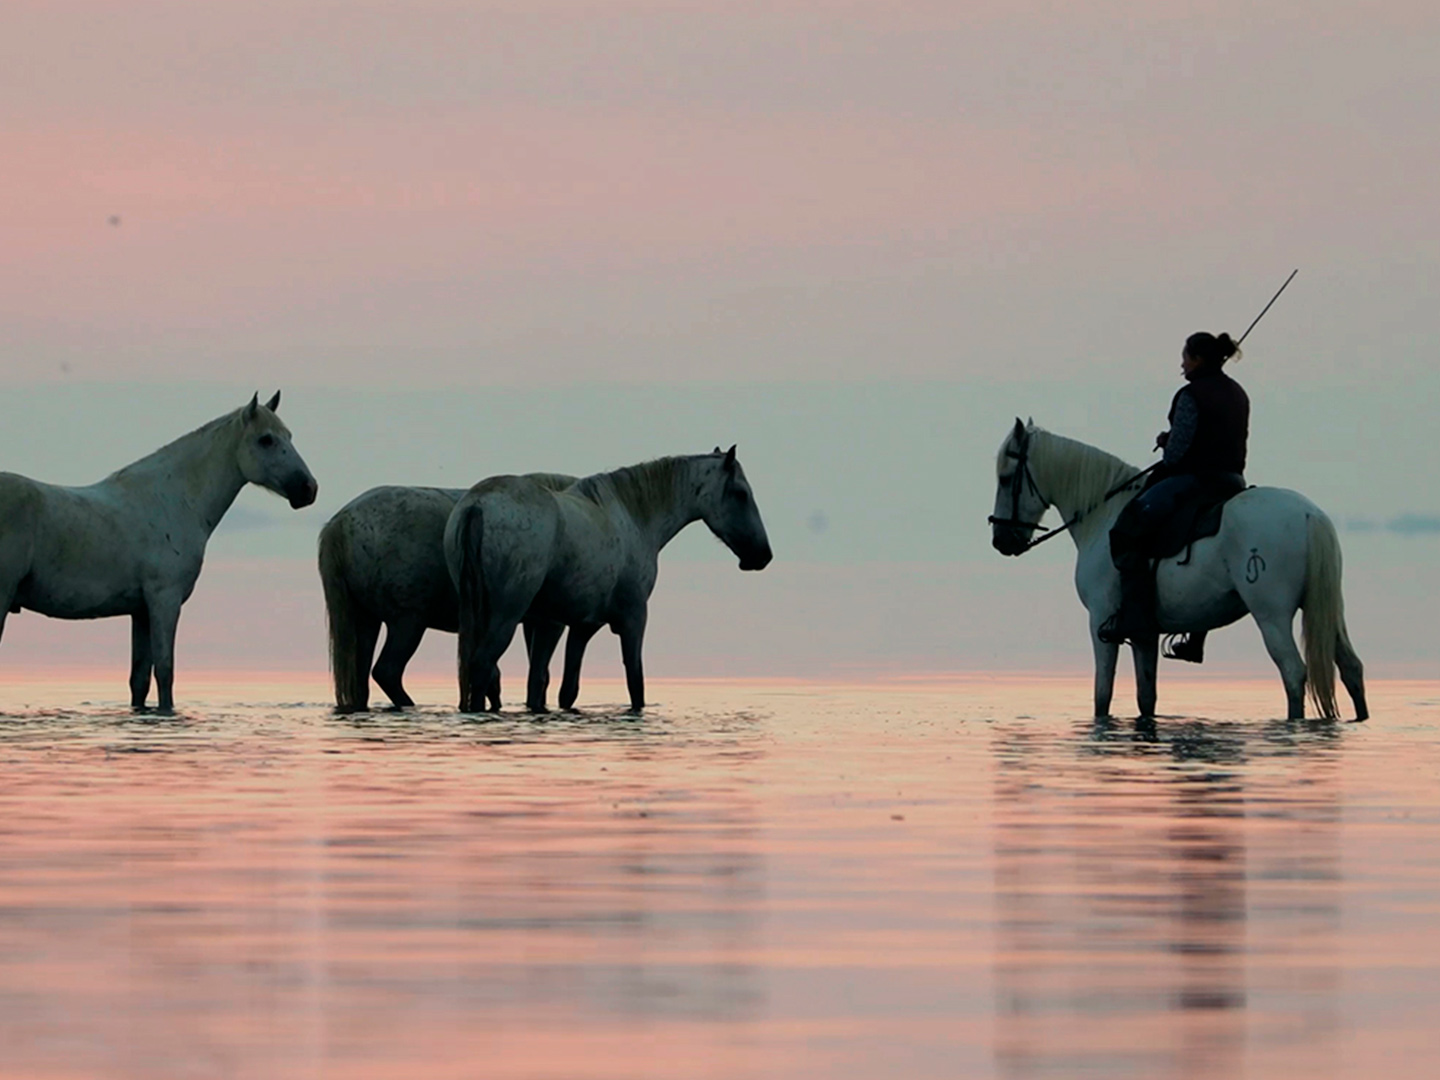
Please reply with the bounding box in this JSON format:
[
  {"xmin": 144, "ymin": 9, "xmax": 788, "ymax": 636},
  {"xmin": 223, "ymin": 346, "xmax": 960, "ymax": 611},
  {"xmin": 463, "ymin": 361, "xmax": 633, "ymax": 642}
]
[{"xmin": 1150, "ymin": 480, "xmax": 1247, "ymax": 562}]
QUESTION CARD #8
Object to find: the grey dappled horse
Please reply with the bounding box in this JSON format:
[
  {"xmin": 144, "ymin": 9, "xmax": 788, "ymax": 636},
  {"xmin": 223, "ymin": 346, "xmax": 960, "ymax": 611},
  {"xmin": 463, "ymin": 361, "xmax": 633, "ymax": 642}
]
[
  {"xmin": 445, "ymin": 447, "xmax": 773, "ymax": 714},
  {"xmin": 0, "ymin": 393, "xmax": 317, "ymax": 712},
  {"xmin": 318, "ymin": 476, "xmax": 577, "ymax": 712}
]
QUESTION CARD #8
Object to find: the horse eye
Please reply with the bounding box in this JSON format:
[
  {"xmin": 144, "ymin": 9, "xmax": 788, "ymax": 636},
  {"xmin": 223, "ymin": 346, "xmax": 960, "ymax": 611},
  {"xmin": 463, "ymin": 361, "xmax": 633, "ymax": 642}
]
[{"xmin": 258, "ymin": 433, "xmax": 276, "ymax": 449}]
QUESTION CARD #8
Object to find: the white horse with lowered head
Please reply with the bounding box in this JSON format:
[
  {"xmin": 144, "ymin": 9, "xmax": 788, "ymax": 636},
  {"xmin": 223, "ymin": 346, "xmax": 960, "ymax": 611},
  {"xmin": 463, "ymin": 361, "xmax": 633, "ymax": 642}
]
[
  {"xmin": 990, "ymin": 420, "xmax": 1367, "ymax": 721},
  {"xmin": 0, "ymin": 392, "xmax": 317, "ymax": 712},
  {"xmin": 444, "ymin": 447, "xmax": 773, "ymax": 714}
]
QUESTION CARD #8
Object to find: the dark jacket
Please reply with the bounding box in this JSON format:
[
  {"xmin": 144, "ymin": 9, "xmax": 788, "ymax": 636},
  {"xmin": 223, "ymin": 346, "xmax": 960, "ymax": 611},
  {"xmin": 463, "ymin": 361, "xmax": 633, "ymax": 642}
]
[{"xmin": 1163, "ymin": 367, "xmax": 1249, "ymax": 476}]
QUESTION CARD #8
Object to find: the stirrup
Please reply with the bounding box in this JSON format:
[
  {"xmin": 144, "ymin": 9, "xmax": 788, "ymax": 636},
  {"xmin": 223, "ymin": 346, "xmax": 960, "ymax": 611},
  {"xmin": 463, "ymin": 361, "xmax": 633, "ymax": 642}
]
[{"xmin": 1163, "ymin": 633, "xmax": 1205, "ymax": 664}]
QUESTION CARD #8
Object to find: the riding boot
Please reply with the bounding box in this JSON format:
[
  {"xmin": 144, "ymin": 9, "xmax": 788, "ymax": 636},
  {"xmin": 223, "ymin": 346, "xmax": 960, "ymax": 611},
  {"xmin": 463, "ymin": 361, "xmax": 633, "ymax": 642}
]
[
  {"xmin": 1164, "ymin": 632, "xmax": 1207, "ymax": 664},
  {"xmin": 1098, "ymin": 551, "xmax": 1158, "ymax": 646}
]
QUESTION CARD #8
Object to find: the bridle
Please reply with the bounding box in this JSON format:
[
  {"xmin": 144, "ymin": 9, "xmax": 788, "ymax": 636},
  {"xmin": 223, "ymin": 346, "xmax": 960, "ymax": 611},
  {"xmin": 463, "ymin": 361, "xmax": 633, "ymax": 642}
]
[
  {"xmin": 988, "ymin": 430, "xmax": 1157, "ymax": 554},
  {"xmin": 987, "ymin": 433, "xmax": 1050, "ymax": 540}
]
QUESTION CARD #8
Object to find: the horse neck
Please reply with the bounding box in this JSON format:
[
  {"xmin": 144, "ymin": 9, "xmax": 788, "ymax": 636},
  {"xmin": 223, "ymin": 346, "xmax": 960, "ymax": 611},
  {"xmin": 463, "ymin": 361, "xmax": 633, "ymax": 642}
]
[
  {"xmin": 1027, "ymin": 432, "xmax": 1140, "ymax": 547},
  {"xmin": 590, "ymin": 456, "xmax": 707, "ymax": 553},
  {"xmin": 107, "ymin": 411, "xmax": 248, "ymax": 535}
]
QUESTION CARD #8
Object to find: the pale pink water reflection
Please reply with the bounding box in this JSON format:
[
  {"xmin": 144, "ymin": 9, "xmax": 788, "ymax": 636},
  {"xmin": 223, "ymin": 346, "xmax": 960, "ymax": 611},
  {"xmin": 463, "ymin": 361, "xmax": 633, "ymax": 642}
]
[{"xmin": 0, "ymin": 674, "xmax": 1437, "ymax": 1078}]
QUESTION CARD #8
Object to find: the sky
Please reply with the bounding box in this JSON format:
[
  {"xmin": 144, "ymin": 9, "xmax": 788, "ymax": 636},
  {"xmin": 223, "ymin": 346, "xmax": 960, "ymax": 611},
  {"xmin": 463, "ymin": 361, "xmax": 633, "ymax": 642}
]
[{"xmin": 2, "ymin": 1, "xmax": 1436, "ymax": 685}]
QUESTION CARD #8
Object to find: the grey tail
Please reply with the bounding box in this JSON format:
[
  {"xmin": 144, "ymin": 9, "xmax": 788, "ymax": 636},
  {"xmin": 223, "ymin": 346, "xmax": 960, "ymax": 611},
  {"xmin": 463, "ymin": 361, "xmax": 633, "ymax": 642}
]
[
  {"xmin": 319, "ymin": 520, "xmax": 370, "ymax": 712},
  {"xmin": 454, "ymin": 501, "xmax": 487, "ymax": 712}
]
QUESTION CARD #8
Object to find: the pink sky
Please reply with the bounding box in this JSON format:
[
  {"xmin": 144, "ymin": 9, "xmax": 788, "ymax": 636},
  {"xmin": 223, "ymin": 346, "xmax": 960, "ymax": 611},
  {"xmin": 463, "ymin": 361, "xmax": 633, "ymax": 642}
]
[{"xmin": 4, "ymin": 0, "xmax": 1437, "ymax": 385}]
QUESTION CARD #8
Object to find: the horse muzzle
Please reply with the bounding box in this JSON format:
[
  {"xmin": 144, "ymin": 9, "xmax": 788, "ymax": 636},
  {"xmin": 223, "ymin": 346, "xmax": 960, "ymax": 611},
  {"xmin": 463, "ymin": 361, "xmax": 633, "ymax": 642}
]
[
  {"xmin": 739, "ymin": 548, "xmax": 773, "ymax": 572},
  {"xmin": 991, "ymin": 528, "xmax": 1031, "ymax": 557},
  {"xmin": 287, "ymin": 477, "xmax": 319, "ymax": 509}
]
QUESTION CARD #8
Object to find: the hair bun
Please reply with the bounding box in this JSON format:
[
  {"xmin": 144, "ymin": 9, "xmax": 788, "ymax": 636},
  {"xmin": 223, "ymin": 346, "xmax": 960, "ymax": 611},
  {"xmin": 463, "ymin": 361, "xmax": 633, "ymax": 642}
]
[{"xmin": 1216, "ymin": 333, "xmax": 1241, "ymax": 362}]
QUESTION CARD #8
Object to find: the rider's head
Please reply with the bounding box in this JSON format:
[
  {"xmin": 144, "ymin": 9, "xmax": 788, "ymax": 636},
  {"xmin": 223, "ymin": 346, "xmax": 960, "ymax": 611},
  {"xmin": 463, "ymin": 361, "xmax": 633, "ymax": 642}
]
[{"xmin": 1182, "ymin": 332, "xmax": 1241, "ymax": 377}]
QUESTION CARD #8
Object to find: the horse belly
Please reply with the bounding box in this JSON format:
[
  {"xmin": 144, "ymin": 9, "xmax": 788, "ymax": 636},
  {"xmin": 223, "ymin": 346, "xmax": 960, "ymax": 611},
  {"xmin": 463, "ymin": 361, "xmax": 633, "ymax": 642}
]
[
  {"xmin": 1155, "ymin": 543, "xmax": 1246, "ymax": 632},
  {"xmin": 19, "ymin": 502, "xmax": 146, "ymax": 619},
  {"xmin": 19, "ymin": 569, "xmax": 144, "ymax": 620},
  {"xmin": 529, "ymin": 568, "xmax": 614, "ymax": 626}
]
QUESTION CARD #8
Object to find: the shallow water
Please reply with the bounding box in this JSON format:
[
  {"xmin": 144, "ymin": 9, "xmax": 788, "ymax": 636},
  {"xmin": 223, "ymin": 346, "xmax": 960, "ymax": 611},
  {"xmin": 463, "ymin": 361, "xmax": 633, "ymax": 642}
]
[{"xmin": 0, "ymin": 674, "xmax": 1437, "ymax": 1079}]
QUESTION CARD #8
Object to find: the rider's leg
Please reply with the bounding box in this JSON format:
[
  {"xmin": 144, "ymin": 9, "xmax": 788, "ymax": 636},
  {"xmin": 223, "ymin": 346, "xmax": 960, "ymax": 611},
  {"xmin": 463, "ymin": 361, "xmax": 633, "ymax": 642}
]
[{"xmin": 1099, "ymin": 476, "xmax": 1196, "ymax": 645}]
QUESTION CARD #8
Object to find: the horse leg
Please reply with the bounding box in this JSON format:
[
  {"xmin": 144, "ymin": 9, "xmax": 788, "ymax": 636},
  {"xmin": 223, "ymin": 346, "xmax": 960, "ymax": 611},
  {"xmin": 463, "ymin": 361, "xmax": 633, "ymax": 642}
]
[
  {"xmin": 616, "ymin": 611, "xmax": 648, "ymax": 713},
  {"xmin": 372, "ymin": 616, "xmax": 425, "ymax": 709},
  {"xmin": 461, "ymin": 618, "xmax": 522, "ymax": 715},
  {"xmin": 1090, "ymin": 623, "xmax": 1119, "ymax": 718},
  {"xmin": 558, "ymin": 622, "xmax": 602, "ymax": 710},
  {"xmin": 1254, "ymin": 614, "xmax": 1307, "ymax": 719},
  {"xmin": 1130, "ymin": 634, "xmax": 1160, "ymax": 719},
  {"xmin": 129, "ymin": 610, "xmax": 154, "ymax": 710},
  {"xmin": 523, "ymin": 619, "xmax": 565, "ymax": 713},
  {"xmin": 1336, "ymin": 630, "xmax": 1368, "ymax": 722},
  {"xmin": 146, "ymin": 593, "xmax": 184, "ymax": 715},
  {"xmin": 345, "ymin": 613, "xmax": 382, "ymax": 713}
]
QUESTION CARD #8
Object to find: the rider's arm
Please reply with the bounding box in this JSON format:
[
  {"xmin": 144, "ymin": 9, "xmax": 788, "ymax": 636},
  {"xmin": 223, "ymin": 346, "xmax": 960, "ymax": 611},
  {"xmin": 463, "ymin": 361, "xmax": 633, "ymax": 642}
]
[{"xmin": 1162, "ymin": 391, "xmax": 1198, "ymax": 466}]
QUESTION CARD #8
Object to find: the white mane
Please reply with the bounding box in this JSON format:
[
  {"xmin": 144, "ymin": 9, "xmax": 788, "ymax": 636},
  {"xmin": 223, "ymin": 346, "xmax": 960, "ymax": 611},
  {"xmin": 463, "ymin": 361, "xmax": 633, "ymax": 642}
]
[{"xmin": 1025, "ymin": 427, "xmax": 1142, "ymax": 541}]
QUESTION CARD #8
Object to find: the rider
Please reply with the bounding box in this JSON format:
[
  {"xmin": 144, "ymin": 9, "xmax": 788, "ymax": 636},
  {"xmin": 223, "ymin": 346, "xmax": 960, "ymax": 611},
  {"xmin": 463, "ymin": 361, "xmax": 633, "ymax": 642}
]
[{"xmin": 1098, "ymin": 331, "xmax": 1249, "ymax": 652}]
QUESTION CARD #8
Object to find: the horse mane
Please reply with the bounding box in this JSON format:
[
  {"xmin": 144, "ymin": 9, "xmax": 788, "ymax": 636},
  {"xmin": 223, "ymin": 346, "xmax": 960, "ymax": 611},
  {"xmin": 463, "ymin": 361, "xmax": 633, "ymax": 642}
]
[
  {"xmin": 1025, "ymin": 427, "xmax": 1141, "ymax": 539},
  {"xmin": 575, "ymin": 456, "xmax": 688, "ymax": 523},
  {"xmin": 106, "ymin": 403, "xmax": 286, "ymax": 482}
]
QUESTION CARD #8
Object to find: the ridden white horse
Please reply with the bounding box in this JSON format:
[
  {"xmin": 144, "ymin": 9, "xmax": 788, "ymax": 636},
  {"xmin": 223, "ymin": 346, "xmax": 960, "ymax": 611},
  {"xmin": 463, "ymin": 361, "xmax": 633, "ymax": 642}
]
[
  {"xmin": 318, "ymin": 476, "xmax": 578, "ymax": 712},
  {"xmin": 444, "ymin": 447, "xmax": 773, "ymax": 713},
  {"xmin": 989, "ymin": 420, "xmax": 1367, "ymax": 721},
  {"xmin": 0, "ymin": 392, "xmax": 317, "ymax": 712}
]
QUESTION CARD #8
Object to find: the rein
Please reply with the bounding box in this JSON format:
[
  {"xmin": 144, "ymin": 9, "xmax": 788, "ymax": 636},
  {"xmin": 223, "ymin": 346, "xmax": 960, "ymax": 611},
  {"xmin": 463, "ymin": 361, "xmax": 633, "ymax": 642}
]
[{"xmin": 988, "ymin": 435, "xmax": 1158, "ymax": 554}]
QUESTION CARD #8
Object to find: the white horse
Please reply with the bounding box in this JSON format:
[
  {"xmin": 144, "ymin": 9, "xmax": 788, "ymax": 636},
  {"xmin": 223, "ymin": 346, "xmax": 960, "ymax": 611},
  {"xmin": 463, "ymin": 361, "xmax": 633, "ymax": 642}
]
[
  {"xmin": 0, "ymin": 392, "xmax": 317, "ymax": 712},
  {"xmin": 318, "ymin": 476, "xmax": 577, "ymax": 712},
  {"xmin": 444, "ymin": 447, "xmax": 773, "ymax": 713},
  {"xmin": 990, "ymin": 420, "xmax": 1367, "ymax": 721}
]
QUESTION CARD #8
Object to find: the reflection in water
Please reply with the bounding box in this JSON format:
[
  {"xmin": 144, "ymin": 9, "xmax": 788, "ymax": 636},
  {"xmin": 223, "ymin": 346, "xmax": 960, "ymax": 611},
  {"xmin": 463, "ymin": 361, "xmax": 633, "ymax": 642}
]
[
  {"xmin": 993, "ymin": 715, "xmax": 1343, "ymax": 1080},
  {"xmin": 1, "ymin": 677, "xmax": 1438, "ymax": 1078},
  {"xmin": 0, "ymin": 698, "xmax": 766, "ymax": 1077}
]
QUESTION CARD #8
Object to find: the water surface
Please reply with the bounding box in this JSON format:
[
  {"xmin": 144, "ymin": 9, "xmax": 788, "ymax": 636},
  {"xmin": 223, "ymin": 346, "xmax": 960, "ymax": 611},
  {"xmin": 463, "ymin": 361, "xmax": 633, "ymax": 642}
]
[{"xmin": 1, "ymin": 675, "xmax": 1437, "ymax": 1078}]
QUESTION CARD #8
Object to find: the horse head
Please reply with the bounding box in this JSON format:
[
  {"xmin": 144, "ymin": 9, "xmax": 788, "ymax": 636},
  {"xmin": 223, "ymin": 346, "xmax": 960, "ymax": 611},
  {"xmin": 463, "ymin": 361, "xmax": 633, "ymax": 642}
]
[
  {"xmin": 702, "ymin": 446, "xmax": 772, "ymax": 571},
  {"xmin": 991, "ymin": 418, "xmax": 1049, "ymax": 556},
  {"xmin": 236, "ymin": 391, "xmax": 319, "ymax": 509}
]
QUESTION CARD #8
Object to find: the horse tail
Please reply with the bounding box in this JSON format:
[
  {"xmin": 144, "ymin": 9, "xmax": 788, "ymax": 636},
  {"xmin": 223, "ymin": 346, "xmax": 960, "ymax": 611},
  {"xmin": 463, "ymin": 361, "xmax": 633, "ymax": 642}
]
[
  {"xmin": 1301, "ymin": 512, "xmax": 1344, "ymax": 720},
  {"xmin": 318, "ymin": 519, "xmax": 368, "ymax": 712},
  {"xmin": 454, "ymin": 500, "xmax": 487, "ymax": 712}
]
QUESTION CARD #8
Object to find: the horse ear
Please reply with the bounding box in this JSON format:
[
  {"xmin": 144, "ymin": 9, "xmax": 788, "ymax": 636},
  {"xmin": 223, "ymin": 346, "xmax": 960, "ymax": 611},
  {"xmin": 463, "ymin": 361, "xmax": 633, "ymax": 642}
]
[
  {"xmin": 243, "ymin": 393, "xmax": 259, "ymax": 422},
  {"xmin": 723, "ymin": 445, "xmax": 737, "ymax": 470},
  {"xmin": 1012, "ymin": 417, "xmax": 1025, "ymax": 441},
  {"xmin": 265, "ymin": 390, "xmax": 281, "ymax": 412},
  {"xmin": 713, "ymin": 446, "xmax": 722, "ymax": 455}
]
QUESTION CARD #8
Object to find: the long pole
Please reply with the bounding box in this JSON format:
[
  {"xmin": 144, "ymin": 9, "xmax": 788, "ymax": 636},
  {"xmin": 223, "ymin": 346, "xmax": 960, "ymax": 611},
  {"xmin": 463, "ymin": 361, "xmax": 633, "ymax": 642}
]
[{"xmin": 1235, "ymin": 268, "xmax": 1298, "ymax": 347}]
